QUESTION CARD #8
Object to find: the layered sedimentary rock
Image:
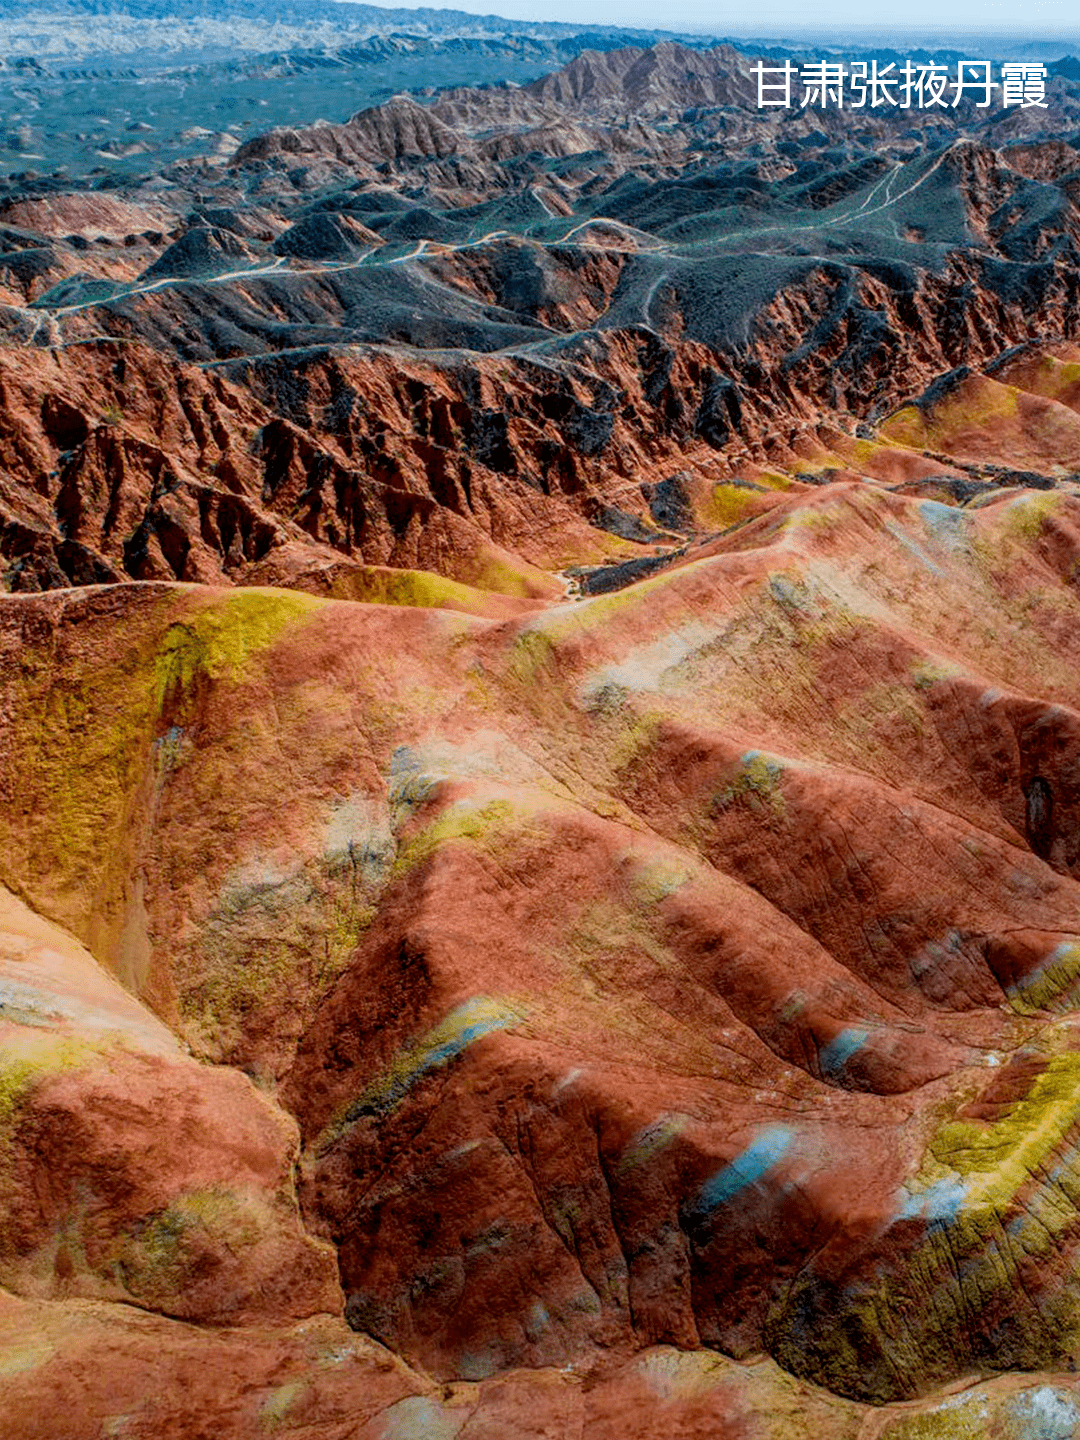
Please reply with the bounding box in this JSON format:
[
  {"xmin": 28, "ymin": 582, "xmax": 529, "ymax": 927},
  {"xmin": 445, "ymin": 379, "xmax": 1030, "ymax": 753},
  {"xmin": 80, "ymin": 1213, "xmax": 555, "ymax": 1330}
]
[
  {"xmin": 7, "ymin": 429, "xmax": 1080, "ymax": 1433},
  {"xmin": 7, "ymin": 35, "xmax": 1080, "ymax": 1440},
  {"xmin": 6, "ymin": 80, "xmax": 1080, "ymax": 598}
]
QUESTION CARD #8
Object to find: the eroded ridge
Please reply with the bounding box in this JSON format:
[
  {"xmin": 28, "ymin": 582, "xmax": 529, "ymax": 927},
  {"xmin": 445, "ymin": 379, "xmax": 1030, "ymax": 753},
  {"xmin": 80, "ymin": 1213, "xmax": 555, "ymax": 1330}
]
[
  {"xmin": 5, "ymin": 426, "xmax": 1080, "ymax": 1436},
  {"xmin": 7, "ymin": 34, "xmax": 1080, "ymax": 1438}
]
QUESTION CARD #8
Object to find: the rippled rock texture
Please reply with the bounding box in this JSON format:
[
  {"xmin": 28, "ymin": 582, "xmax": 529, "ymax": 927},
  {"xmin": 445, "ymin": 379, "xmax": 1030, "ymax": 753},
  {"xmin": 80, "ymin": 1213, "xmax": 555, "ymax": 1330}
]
[
  {"xmin": 6, "ymin": 429, "xmax": 1080, "ymax": 1432},
  {"xmin": 8, "ymin": 34, "xmax": 1080, "ymax": 1439}
]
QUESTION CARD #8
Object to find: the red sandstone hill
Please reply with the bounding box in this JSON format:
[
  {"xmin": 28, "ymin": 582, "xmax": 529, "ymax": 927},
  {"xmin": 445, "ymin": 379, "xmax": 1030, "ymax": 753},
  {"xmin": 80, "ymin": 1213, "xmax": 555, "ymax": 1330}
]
[{"xmin": 7, "ymin": 349, "xmax": 1080, "ymax": 1434}]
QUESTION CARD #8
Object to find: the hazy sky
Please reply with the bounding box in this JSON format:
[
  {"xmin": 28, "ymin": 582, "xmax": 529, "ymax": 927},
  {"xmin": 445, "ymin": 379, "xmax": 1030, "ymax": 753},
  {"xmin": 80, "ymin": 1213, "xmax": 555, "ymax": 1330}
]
[{"xmin": 383, "ymin": 0, "xmax": 1077, "ymax": 42}]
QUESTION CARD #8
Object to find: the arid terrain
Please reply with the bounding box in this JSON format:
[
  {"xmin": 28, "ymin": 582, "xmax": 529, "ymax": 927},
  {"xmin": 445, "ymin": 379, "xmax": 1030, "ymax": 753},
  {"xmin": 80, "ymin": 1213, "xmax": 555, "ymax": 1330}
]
[{"xmin": 7, "ymin": 24, "xmax": 1080, "ymax": 1440}]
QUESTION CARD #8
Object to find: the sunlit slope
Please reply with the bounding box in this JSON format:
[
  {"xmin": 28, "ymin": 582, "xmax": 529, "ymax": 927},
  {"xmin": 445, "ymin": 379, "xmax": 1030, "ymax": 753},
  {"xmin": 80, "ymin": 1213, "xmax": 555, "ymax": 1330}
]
[{"xmin": 5, "ymin": 467, "xmax": 1080, "ymax": 1404}]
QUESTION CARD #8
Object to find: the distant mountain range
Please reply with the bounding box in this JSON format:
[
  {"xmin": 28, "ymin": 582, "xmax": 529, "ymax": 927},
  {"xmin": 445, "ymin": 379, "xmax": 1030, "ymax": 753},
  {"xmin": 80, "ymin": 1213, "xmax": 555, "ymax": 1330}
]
[{"xmin": 0, "ymin": 0, "xmax": 703, "ymax": 47}]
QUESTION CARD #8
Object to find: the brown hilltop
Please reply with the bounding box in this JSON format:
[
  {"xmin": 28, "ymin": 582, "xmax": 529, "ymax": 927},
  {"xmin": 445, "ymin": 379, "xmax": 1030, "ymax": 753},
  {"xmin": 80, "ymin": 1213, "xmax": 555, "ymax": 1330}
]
[
  {"xmin": 522, "ymin": 40, "xmax": 756, "ymax": 114},
  {"xmin": 238, "ymin": 97, "xmax": 465, "ymax": 172},
  {"xmin": 233, "ymin": 42, "xmax": 757, "ymax": 173}
]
